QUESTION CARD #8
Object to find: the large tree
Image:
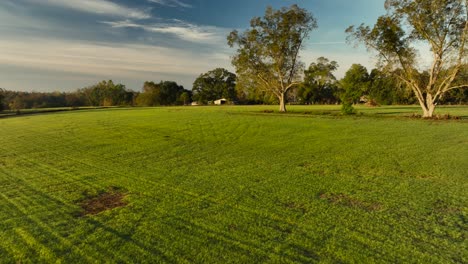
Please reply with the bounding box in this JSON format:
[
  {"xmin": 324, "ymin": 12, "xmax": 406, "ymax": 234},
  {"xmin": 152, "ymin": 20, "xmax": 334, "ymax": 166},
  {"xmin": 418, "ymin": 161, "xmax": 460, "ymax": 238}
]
[
  {"xmin": 227, "ymin": 5, "xmax": 317, "ymax": 112},
  {"xmin": 298, "ymin": 57, "xmax": 339, "ymax": 104},
  {"xmin": 346, "ymin": 0, "xmax": 467, "ymax": 117},
  {"xmin": 192, "ymin": 68, "xmax": 237, "ymax": 104}
]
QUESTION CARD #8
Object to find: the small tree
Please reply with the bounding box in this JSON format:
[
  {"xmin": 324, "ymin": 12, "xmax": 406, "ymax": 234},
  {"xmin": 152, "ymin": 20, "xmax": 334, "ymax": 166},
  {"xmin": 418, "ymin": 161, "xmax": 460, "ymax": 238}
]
[
  {"xmin": 346, "ymin": 0, "xmax": 467, "ymax": 117},
  {"xmin": 228, "ymin": 5, "xmax": 317, "ymax": 112},
  {"xmin": 179, "ymin": 91, "xmax": 191, "ymax": 105},
  {"xmin": 340, "ymin": 64, "xmax": 370, "ymax": 114}
]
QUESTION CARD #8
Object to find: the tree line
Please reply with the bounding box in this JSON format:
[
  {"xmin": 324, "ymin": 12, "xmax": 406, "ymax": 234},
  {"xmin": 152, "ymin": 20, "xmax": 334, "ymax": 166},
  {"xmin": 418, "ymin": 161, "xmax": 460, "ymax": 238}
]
[
  {"xmin": 1, "ymin": 1, "xmax": 466, "ymax": 117},
  {"xmin": 0, "ymin": 62, "xmax": 466, "ymax": 112}
]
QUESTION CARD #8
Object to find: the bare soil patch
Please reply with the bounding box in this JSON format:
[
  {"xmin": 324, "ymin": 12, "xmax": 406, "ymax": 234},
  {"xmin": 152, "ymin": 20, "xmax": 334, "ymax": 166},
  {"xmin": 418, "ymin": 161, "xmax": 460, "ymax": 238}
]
[{"xmin": 79, "ymin": 188, "xmax": 127, "ymax": 216}]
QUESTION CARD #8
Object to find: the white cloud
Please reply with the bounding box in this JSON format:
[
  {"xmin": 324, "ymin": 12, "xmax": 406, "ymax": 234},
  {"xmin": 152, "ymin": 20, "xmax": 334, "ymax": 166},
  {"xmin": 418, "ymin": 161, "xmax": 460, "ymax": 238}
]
[
  {"xmin": 148, "ymin": 0, "xmax": 192, "ymax": 8},
  {"xmin": 102, "ymin": 20, "xmax": 229, "ymax": 44},
  {"xmin": 0, "ymin": 37, "xmax": 232, "ymax": 88},
  {"xmin": 29, "ymin": 0, "xmax": 151, "ymax": 19}
]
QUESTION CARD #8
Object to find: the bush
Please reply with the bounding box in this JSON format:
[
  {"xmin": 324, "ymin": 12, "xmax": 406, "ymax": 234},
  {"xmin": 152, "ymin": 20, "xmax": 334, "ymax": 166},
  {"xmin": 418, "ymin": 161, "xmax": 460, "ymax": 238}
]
[{"xmin": 341, "ymin": 102, "xmax": 356, "ymax": 115}]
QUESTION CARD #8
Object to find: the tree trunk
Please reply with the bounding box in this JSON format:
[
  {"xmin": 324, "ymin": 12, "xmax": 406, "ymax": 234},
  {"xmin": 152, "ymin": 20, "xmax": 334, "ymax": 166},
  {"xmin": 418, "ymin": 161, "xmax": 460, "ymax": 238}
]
[
  {"xmin": 279, "ymin": 93, "xmax": 287, "ymax": 112},
  {"xmin": 418, "ymin": 94, "xmax": 436, "ymax": 118},
  {"xmin": 423, "ymin": 101, "xmax": 436, "ymax": 118}
]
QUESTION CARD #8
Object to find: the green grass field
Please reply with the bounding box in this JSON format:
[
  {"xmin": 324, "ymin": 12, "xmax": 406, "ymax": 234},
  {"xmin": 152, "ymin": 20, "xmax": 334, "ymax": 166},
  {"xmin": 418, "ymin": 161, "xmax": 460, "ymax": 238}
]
[{"xmin": 0, "ymin": 105, "xmax": 467, "ymax": 263}]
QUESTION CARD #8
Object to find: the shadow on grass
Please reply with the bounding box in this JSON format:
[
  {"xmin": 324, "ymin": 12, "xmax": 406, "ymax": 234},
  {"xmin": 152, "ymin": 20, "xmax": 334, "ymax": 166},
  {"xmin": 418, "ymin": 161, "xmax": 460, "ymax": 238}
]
[
  {"xmin": 0, "ymin": 107, "xmax": 125, "ymax": 119},
  {"xmin": 248, "ymin": 107, "xmax": 468, "ymax": 120},
  {"xmin": 1, "ymin": 174, "xmax": 174, "ymax": 262}
]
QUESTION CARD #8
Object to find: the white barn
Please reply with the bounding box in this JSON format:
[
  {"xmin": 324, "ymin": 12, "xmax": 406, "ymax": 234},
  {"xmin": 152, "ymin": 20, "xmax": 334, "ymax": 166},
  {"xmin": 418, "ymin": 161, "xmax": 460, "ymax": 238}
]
[{"xmin": 214, "ymin": 98, "xmax": 227, "ymax": 105}]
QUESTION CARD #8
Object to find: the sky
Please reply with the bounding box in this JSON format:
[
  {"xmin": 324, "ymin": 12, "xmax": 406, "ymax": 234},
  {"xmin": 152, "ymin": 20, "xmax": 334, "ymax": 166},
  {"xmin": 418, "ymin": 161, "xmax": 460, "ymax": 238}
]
[{"xmin": 0, "ymin": 0, "xmax": 387, "ymax": 92}]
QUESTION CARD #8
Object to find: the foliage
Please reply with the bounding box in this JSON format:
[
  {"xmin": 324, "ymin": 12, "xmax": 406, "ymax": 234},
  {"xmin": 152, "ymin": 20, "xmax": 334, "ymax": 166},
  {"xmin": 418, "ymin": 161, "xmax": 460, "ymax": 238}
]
[
  {"xmin": 136, "ymin": 81, "xmax": 190, "ymax": 106},
  {"xmin": 297, "ymin": 57, "xmax": 340, "ymax": 104},
  {"xmin": 235, "ymin": 77, "xmax": 278, "ymax": 105},
  {"xmin": 340, "ymin": 64, "xmax": 369, "ymax": 114},
  {"xmin": 0, "ymin": 88, "xmax": 5, "ymax": 112},
  {"xmin": 0, "ymin": 81, "xmax": 135, "ymax": 110},
  {"xmin": 346, "ymin": 0, "xmax": 468, "ymax": 117},
  {"xmin": 179, "ymin": 91, "xmax": 191, "ymax": 105},
  {"xmin": 368, "ymin": 69, "xmax": 415, "ymax": 105},
  {"xmin": 340, "ymin": 101, "xmax": 356, "ymax": 115},
  {"xmin": 192, "ymin": 68, "xmax": 237, "ymax": 104},
  {"xmin": 228, "ymin": 5, "xmax": 317, "ymax": 112},
  {"xmin": 0, "ymin": 106, "xmax": 466, "ymax": 262},
  {"xmin": 440, "ymin": 63, "xmax": 468, "ymax": 104},
  {"xmin": 80, "ymin": 80, "xmax": 134, "ymax": 107}
]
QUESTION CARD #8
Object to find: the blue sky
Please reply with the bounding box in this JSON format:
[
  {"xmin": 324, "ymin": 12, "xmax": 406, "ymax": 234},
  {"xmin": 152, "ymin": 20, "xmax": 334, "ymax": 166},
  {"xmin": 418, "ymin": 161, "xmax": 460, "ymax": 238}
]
[{"xmin": 0, "ymin": 0, "xmax": 386, "ymax": 92}]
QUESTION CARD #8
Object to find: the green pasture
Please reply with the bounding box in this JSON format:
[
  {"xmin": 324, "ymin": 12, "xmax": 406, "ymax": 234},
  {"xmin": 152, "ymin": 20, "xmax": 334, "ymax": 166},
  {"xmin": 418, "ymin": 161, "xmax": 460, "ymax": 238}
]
[{"xmin": 0, "ymin": 105, "xmax": 467, "ymax": 263}]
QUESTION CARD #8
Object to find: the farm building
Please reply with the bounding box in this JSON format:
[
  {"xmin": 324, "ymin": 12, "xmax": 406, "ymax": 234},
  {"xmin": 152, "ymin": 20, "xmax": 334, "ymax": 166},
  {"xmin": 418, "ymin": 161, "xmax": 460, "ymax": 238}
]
[{"xmin": 214, "ymin": 98, "xmax": 227, "ymax": 105}]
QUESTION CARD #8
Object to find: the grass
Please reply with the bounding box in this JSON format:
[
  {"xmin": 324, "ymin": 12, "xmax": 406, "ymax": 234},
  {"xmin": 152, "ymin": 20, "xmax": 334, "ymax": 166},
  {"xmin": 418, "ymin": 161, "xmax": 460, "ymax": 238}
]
[{"xmin": 0, "ymin": 105, "xmax": 467, "ymax": 263}]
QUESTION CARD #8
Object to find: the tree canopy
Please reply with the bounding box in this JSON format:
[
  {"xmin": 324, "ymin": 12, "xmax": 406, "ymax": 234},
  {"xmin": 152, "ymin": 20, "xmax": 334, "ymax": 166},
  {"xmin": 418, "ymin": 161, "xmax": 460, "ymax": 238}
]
[
  {"xmin": 192, "ymin": 68, "xmax": 237, "ymax": 104},
  {"xmin": 297, "ymin": 57, "xmax": 339, "ymax": 104},
  {"xmin": 80, "ymin": 80, "xmax": 133, "ymax": 107},
  {"xmin": 340, "ymin": 64, "xmax": 370, "ymax": 114},
  {"xmin": 346, "ymin": 0, "xmax": 467, "ymax": 117},
  {"xmin": 137, "ymin": 81, "xmax": 189, "ymax": 106},
  {"xmin": 228, "ymin": 4, "xmax": 317, "ymax": 112}
]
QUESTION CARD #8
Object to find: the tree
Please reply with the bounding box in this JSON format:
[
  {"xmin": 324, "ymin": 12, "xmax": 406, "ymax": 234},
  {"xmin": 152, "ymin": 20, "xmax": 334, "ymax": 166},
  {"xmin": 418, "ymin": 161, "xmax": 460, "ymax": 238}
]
[
  {"xmin": 192, "ymin": 68, "xmax": 237, "ymax": 104},
  {"xmin": 10, "ymin": 95, "xmax": 25, "ymax": 111},
  {"xmin": 137, "ymin": 81, "xmax": 188, "ymax": 106},
  {"xmin": 368, "ymin": 69, "xmax": 415, "ymax": 105},
  {"xmin": 346, "ymin": 0, "xmax": 467, "ymax": 117},
  {"xmin": 0, "ymin": 89, "xmax": 5, "ymax": 112},
  {"xmin": 340, "ymin": 64, "xmax": 370, "ymax": 114},
  {"xmin": 179, "ymin": 91, "xmax": 191, "ymax": 105},
  {"xmin": 298, "ymin": 57, "xmax": 339, "ymax": 104},
  {"xmin": 228, "ymin": 5, "xmax": 317, "ymax": 112},
  {"xmin": 79, "ymin": 80, "xmax": 131, "ymax": 106}
]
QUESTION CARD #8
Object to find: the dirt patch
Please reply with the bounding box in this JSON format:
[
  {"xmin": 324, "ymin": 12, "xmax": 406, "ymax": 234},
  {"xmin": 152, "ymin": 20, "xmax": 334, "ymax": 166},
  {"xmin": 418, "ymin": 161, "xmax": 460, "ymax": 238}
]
[
  {"xmin": 78, "ymin": 188, "xmax": 127, "ymax": 216},
  {"xmin": 319, "ymin": 192, "xmax": 381, "ymax": 212}
]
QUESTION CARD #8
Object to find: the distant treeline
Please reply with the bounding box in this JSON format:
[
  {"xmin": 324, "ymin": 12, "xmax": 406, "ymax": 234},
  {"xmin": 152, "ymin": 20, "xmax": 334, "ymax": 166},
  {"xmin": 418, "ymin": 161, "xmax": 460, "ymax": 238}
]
[
  {"xmin": 0, "ymin": 80, "xmax": 192, "ymax": 111},
  {"xmin": 0, "ymin": 64, "xmax": 466, "ymax": 111}
]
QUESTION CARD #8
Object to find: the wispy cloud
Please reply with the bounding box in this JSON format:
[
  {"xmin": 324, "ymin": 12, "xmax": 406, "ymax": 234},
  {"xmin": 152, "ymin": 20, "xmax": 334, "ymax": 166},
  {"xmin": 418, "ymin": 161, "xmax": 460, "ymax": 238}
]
[
  {"xmin": 148, "ymin": 0, "xmax": 192, "ymax": 9},
  {"xmin": 29, "ymin": 0, "xmax": 151, "ymax": 19},
  {"xmin": 102, "ymin": 20, "xmax": 228, "ymax": 44},
  {"xmin": 0, "ymin": 37, "xmax": 232, "ymax": 90}
]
